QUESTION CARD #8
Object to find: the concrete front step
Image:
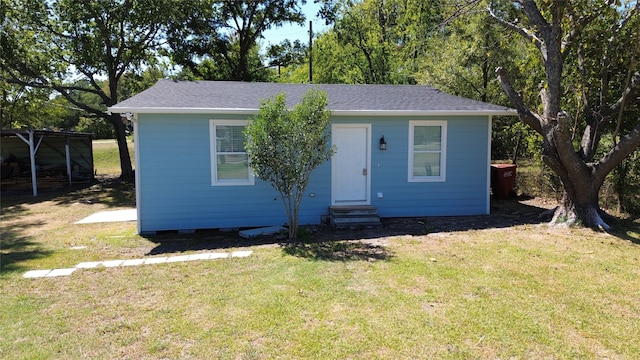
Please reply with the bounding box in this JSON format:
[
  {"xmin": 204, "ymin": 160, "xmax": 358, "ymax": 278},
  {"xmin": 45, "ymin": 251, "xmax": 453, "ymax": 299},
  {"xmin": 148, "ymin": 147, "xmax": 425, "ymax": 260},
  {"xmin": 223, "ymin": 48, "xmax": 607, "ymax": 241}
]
[
  {"xmin": 329, "ymin": 205, "xmax": 379, "ymax": 216},
  {"xmin": 329, "ymin": 205, "xmax": 382, "ymax": 229}
]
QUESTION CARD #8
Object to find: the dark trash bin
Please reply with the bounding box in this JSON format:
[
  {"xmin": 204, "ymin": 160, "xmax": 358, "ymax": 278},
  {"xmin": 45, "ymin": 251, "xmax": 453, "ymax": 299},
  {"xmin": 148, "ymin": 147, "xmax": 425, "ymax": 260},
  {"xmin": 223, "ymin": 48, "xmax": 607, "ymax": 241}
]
[{"xmin": 491, "ymin": 164, "xmax": 517, "ymax": 199}]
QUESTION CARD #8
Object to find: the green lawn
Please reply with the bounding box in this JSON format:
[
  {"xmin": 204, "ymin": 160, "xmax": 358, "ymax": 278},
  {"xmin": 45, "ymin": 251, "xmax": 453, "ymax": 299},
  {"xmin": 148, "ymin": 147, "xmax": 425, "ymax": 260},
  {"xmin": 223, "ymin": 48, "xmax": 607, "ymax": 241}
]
[
  {"xmin": 92, "ymin": 138, "xmax": 135, "ymax": 175},
  {"xmin": 1, "ymin": 141, "xmax": 640, "ymax": 359}
]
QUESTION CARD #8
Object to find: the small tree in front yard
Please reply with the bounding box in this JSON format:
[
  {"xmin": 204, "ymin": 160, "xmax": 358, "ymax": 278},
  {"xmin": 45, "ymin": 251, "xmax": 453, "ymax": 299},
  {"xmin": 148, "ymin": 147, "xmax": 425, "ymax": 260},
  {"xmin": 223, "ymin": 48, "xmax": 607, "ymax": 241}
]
[{"xmin": 245, "ymin": 89, "xmax": 334, "ymax": 239}]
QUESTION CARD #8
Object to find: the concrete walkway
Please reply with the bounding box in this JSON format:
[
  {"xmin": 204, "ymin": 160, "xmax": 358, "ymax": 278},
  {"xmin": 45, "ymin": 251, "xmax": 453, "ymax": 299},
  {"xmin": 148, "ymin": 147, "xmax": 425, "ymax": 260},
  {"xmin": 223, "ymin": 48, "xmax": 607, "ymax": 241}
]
[
  {"xmin": 23, "ymin": 250, "xmax": 253, "ymax": 279},
  {"xmin": 75, "ymin": 209, "xmax": 137, "ymax": 224}
]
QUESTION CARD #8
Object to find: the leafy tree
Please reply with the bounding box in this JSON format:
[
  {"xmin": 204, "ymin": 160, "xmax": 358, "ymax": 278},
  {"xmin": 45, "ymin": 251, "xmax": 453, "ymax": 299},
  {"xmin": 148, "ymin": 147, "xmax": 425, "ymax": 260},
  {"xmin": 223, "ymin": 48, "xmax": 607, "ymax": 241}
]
[
  {"xmin": 244, "ymin": 89, "xmax": 334, "ymax": 239},
  {"xmin": 0, "ymin": 0, "xmax": 182, "ymax": 181},
  {"xmin": 308, "ymin": 0, "xmax": 442, "ymax": 84},
  {"xmin": 266, "ymin": 39, "xmax": 308, "ymax": 77},
  {"xmin": 416, "ymin": 3, "xmax": 541, "ymax": 162},
  {"xmin": 491, "ymin": 1, "xmax": 640, "ymax": 229},
  {"xmin": 168, "ymin": 0, "xmax": 306, "ymax": 82}
]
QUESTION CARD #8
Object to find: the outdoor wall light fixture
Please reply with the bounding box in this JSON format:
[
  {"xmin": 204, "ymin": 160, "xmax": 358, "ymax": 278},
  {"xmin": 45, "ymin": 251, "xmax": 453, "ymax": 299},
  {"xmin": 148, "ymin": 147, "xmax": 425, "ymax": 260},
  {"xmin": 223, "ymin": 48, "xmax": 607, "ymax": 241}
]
[{"xmin": 379, "ymin": 136, "xmax": 387, "ymax": 150}]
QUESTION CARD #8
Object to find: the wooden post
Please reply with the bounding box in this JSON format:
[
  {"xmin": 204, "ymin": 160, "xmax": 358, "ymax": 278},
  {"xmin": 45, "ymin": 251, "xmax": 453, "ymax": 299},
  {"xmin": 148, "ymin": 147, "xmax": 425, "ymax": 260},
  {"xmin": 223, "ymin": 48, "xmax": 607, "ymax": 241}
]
[{"xmin": 309, "ymin": 21, "xmax": 313, "ymax": 83}]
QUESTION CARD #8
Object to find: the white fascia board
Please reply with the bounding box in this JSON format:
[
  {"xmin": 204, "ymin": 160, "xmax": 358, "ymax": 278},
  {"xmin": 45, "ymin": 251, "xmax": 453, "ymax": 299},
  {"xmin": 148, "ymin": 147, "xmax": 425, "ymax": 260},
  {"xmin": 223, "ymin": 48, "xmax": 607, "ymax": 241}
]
[
  {"xmin": 107, "ymin": 107, "xmax": 517, "ymax": 117},
  {"xmin": 330, "ymin": 109, "xmax": 517, "ymax": 117},
  {"xmin": 107, "ymin": 107, "xmax": 260, "ymax": 115}
]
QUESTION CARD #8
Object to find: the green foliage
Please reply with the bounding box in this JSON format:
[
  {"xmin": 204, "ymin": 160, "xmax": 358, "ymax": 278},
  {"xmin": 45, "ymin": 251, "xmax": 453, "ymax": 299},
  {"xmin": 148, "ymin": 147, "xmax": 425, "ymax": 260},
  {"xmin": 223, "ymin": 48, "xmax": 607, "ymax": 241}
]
[
  {"xmin": 614, "ymin": 148, "xmax": 640, "ymax": 214},
  {"xmin": 300, "ymin": 0, "xmax": 442, "ymax": 84},
  {"xmin": 266, "ymin": 39, "xmax": 307, "ymax": 77},
  {"xmin": 1, "ymin": 0, "xmax": 182, "ymax": 178},
  {"xmin": 76, "ymin": 116, "xmax": 114, "ymax": 139},
  {"xmin": 117, "ymin": 67, "xmax": 167, "ymax": 101},
  {"xmin": 168, "ymin": 0, "xmax": 305, "ymax": 82},
  {"xmin": 244, "ymin": 89, "xmax": 334, "ymax": 238},
  {"xmin": 0, "ymin": 83, "xmax": 61, "ymax": 129}
]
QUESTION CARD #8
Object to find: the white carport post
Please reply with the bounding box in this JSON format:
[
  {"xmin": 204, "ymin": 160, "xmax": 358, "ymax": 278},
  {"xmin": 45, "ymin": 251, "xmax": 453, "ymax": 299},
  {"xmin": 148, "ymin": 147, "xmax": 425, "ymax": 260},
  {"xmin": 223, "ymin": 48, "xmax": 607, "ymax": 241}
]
[{"xmin": 15, "ymin": 130, "xmax": 44, "ymax": 197}]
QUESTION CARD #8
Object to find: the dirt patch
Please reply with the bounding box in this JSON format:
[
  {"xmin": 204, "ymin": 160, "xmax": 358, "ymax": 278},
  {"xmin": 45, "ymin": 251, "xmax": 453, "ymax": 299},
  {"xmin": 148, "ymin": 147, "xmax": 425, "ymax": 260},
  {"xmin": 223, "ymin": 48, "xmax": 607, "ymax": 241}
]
[
  {"xmin": 144, "ymin": 196, "xmax": 558, "ymax": 255},
  {"xmin": 304, "ymin": 196, "xmax": 557, "ymax": 242}
]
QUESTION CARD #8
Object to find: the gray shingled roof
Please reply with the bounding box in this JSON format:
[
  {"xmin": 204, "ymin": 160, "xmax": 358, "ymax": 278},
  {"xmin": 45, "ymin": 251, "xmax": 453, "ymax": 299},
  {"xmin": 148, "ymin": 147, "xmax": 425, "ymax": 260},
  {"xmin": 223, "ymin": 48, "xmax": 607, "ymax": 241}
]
[{"xmin": 109, "ymin": 79, "xmax": 514, "ymax": 115}]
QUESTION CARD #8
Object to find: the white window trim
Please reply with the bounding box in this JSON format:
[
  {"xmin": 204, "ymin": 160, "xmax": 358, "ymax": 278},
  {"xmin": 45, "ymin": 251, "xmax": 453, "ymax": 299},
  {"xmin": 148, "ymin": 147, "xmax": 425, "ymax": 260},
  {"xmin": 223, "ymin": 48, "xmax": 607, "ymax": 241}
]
[
  {"xmin": 408, "ymin": 120, "xmax": 447, "ymax": 182},
  {"xmin": 210, "ymin": 119, "xmax": 254, "ymax": 186}
]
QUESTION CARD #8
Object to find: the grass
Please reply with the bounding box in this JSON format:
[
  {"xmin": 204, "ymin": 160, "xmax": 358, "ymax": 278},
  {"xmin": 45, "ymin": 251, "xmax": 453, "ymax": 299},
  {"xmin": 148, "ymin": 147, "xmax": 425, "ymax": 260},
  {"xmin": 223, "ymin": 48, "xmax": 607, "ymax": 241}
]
[
  {"xmin": 92, "ymin": 138, "xmax": 135, "ymax": 175},
  {"xmin": 1, "ymin": 141, "xmax": 640, "ymax": 359}
]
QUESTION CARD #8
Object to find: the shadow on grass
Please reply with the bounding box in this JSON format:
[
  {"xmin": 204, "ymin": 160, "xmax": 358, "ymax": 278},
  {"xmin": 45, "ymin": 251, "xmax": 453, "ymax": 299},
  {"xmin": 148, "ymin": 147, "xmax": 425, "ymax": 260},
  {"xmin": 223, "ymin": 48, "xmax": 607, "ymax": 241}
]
[
  {"xmin": 140, "ymin": 197, "xmax": 638, "ymax": 255},
  {"xmin": 608, "ymin": 217, "xmax": 640, "ymax": 244},
  {"xmin": 0, "ymin": 175, "xmax": 135, "ymax": 209},
  {"xmin": 283, "ymin": 240, "xmax": 393, "ymax": 262},
  {"xmin": 142, "ymin": 198, "xmax": 556, "ymax": 255},
  {"xmin": 0, "ymin": 221, "xmax": 52, "ymax": 274},
  {"xmin": 144, "ymin": 228, "xmax": 394, "ymax": 262},
  {"xmin": 144, "ymin": 229, "xmax": 278, "ymax": 255}
]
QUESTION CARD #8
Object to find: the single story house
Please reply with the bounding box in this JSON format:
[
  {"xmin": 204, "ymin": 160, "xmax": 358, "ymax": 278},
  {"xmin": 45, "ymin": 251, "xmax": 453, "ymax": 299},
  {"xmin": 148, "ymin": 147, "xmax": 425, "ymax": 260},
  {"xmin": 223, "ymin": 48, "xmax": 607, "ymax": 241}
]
[{"xmin": 108, "ymin": 80, "xmax": 514, "ymax": 234}]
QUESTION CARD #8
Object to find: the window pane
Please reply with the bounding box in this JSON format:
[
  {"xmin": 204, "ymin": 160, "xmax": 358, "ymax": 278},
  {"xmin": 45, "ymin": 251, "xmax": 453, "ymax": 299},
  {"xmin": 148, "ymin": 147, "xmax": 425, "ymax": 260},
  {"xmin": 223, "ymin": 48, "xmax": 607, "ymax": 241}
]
[
  {"xmin": 217, "ymin": 125, "xmax": 246, "ymax": 152},
  {"xmin": 413, "ymin": 153, "xmax": 440, "ymax": 177},
  {"xmin": 217, "ymin": 154, "xmax": 249, "ymax": 180},
  {"xmin": 414, "ymin": 126, "xmax": 441, "ymax": 151}
]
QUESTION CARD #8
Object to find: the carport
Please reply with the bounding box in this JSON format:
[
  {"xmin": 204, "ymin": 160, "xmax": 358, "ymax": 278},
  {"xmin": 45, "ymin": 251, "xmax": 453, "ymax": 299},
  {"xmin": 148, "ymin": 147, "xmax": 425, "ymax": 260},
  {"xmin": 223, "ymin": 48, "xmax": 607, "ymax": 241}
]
[{"xmin": 1, "ymin": 129, "xmax": 94, "ymax": 196}]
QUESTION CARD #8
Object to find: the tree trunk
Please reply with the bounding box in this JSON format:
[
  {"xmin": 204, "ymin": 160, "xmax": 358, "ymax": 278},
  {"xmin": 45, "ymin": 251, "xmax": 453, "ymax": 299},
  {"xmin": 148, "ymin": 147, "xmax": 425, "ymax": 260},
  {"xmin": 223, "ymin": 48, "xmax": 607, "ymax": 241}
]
[
  {"xmin": 108, "ymin": 113, "xmax": 134, "ymax": 182},
  {"xmin": 549, "ymin": 172, "xmax": 610, "ymax": 230}
]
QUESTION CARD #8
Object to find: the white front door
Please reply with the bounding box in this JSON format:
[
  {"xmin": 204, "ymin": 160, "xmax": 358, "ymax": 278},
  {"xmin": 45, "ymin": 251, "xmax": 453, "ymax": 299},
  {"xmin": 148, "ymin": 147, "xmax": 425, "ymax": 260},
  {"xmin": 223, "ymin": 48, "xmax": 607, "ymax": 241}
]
[{"xmin": 332, "ymin": 124, "xmax": 371, "ymax": 205}]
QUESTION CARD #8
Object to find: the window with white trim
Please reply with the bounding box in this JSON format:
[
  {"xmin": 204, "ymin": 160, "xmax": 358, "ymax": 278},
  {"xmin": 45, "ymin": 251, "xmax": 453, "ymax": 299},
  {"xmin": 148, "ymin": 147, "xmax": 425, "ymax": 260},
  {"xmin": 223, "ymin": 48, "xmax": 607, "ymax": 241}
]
[
  {"xmin": 408, "ymin": 120, "xmax": 447, "ymax": 182},
  {"xmin": 210, "ymin": 120, "xmax": 254, "ymax": 186}
]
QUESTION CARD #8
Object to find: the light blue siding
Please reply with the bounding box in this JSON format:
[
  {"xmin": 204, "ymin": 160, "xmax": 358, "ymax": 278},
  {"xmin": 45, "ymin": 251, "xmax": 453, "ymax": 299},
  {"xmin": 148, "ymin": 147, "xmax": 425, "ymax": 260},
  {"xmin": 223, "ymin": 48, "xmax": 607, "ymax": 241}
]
[
  {"xmin": 332, "ymin": 115, "xmax": 490, "ymax": 218},
  {"xmin": 135, "ymin": 113, "xmax": 331, "ymax": 232},
  {"xmin": 135, "ymin": 113, "xmax": 489, "ymax": 233}
]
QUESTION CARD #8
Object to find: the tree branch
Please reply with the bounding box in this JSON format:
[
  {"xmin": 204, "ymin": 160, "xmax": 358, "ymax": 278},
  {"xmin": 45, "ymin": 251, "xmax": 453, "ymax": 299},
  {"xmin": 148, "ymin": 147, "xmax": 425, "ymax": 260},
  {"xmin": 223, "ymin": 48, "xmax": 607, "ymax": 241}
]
[
  {"xmin": 606, "ymin": 71, "xmax": 640, "ymax": 117},
  {"xmin": 495, "ymin": 67, "xmax": 543, "ymax": 134},
  {"xmin": 487, "ymin": 5, "xmax": 541, "ymax": 46},
  {"xmin": 440, "ymin": 0, "xmax": 482, "ymax": 27},
  {"xmin": 54, "ymin": 87, "xmax": 107, "ymax": 119},
  {"xmin": 563, "ymin": 1, "xmax": 614, "ymax": 54},
  {"xmin": 595, "ymin": 122, "xmax": 640, "ymax": 185}
]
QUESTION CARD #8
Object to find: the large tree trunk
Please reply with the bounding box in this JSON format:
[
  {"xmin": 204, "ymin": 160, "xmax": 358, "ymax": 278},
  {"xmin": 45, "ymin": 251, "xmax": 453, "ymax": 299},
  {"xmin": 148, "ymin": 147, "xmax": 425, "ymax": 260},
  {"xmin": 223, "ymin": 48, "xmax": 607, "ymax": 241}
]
[
  {"xmin": 547, "ymin": 162, "xmax": 609, "ymax": 229},
  {"xmin": 551, "ymin": 192, "xmax": 610, "ymax": 230},
  {"xmin": 108, "ymin": 113, "xmax": 134, "ymax": 182}
]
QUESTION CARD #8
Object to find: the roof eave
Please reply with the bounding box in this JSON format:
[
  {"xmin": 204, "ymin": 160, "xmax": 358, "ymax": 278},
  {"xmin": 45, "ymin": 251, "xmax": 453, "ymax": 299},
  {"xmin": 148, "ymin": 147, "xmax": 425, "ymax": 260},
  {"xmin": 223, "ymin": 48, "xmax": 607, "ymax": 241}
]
[
  {"xmin": 331, "ymin": 109, "xmax": 517, "ymax": 117},
  {"xmin": 108, "ymin": 106, "xmax": 518, "ymax": 117},
  {"xmin": 107, "ymin": 107, "xmax": 259, "ymax": 115}
]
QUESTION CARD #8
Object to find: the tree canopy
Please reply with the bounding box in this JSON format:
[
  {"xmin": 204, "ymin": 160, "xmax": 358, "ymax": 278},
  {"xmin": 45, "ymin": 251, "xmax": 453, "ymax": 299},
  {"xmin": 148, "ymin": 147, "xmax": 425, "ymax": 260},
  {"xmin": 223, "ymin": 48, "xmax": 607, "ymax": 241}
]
[
  {"xmin": 1, "ymin": 0, "xmax": 186, "ymax": 180},
  {"xmin": 168, "ymin": 0, "xmax": 306, "ymax": 81}
]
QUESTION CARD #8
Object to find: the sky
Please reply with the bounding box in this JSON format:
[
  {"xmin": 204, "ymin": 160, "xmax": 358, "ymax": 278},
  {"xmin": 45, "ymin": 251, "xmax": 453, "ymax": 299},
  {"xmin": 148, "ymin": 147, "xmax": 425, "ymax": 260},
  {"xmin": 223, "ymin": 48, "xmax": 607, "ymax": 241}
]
[{"xmin": 260, "ymin": 1, "xmax": 330, "ymax": 49}]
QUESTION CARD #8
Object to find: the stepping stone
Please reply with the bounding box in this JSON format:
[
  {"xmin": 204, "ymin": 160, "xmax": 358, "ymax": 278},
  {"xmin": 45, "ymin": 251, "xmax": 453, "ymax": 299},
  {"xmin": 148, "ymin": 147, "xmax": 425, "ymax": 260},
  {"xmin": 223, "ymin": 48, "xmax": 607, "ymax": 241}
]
[
  {"xmin": 46, "ymin": 268, "xmax": 77, "ymax": 277},
  {"xmin": 122, "ymin": 259, "xmax": 145, "ymax": 266},
  {"xmin": 188, "ymin": 253, "xmax": 211, "ymax": 261},
  {"xmin": 23, "ymin": 270, "xmax": 52, "ymax": 278},
  {"xmin": 23, "ymin": 250, "xmax": 253, "ymax": 279},
  {"xmin": 102, "ymin": 260, "xmax": 124, "ymax": 267},
  {"xmin": 167, "ymin": 255, "xmax": 190, "ymax": 263},
  {"xmin": 76, "ymin": 261, "xmax": 102, "ymax": 269},
  {"xmin": 231, "ymin": 251, "xmax": 253, "ymax": 258},
  {"xmin": 144, "ymin": 257, "xmax": 168, "ymax": 265}
]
